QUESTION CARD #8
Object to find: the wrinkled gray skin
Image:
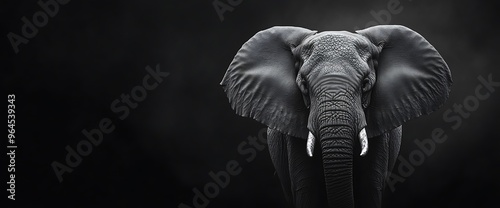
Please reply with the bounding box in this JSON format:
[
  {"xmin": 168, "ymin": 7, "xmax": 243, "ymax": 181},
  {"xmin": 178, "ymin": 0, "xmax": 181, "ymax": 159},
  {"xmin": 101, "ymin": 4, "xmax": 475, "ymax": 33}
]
[
  {"xmin": 221, "ymin": 25, "xmax": 452, "ymax": 208},
  {"xmin": 267, "ymin": 127, "xmax": 401, "ymax": 208},
  {"xmin": 281, "ymin": 32, "xmax": 397, "ymax": 207}
]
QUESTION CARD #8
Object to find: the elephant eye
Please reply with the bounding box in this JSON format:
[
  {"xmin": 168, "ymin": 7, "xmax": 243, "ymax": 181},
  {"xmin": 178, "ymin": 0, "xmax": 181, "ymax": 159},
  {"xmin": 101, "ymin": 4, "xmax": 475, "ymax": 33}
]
[
  {"xmin": 362, "ymin": 78, "xmax": 371, "ymax": 92},
  {"xmin": 302, "ymin": 80, "xmax": 309, "ymax": 94},
  {"xmin": 361, "ymin": 77, "xmax": 373, "ymax": 108},
  {"xmin": 297, "ymin": 74, "xmax": 309, "ymax": 94}
]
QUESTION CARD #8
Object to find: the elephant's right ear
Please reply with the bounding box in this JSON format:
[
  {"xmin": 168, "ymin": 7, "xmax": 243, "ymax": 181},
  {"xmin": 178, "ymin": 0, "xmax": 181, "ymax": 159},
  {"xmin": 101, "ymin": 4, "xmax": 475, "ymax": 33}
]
[{"xmin": 220, "ymin": 26, "xmax": 316, "ymax": 139}]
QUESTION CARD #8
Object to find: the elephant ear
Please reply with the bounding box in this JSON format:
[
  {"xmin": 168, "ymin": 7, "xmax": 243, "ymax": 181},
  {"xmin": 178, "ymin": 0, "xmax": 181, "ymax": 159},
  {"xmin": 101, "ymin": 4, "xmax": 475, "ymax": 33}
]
[
  {"xmin": 220, "ymin": 26, "xmax": 316, "ymax": 139},
  {"xmin": 356, "ymin": 25, "xmax": 452, "ymax": 138}
]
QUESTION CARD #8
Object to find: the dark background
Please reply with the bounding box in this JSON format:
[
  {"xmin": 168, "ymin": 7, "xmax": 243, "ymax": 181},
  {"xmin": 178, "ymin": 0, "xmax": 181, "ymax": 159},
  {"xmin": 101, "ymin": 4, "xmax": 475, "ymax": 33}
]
[{"xmin": 2, "ymin": 0, "xmax": 499, "ymax": 207}]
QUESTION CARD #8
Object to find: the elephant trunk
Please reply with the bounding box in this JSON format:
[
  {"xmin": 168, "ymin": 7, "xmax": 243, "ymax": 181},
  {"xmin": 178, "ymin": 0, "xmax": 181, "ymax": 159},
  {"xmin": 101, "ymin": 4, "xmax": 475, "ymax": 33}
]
[
  {"xmin": 314, "ymin": 95, "xmax": 359, "ymax": 208},
  {"xmin": 320, "ymin": 129, "xmax": 355, "ymax": 207}
]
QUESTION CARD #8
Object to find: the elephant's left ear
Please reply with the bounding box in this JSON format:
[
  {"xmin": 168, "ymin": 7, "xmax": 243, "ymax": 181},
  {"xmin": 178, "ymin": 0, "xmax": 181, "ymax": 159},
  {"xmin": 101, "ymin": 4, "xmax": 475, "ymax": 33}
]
[{"xmin": 356, "ymin": 25, "xmax": 453, "ymax": 138}]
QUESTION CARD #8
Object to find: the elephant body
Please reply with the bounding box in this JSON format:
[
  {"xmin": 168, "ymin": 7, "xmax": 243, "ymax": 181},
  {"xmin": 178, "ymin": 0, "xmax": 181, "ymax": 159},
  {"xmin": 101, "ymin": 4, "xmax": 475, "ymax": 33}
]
[
  {"xmin": 221, "ymin": 25, "xmax": 452, "ymax": 207},
  {"xmin": 268, "ymin": 126, "xmax": 401, "ymax": 208}
]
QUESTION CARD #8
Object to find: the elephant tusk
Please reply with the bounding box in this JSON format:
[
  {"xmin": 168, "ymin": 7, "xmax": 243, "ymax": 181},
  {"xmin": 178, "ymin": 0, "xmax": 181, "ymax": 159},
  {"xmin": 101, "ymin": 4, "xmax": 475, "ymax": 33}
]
[
  {"xmin": 306, "ymin": 131, "xmax": 315, "ymax": 157},
  {"xmin": 359, "ymin": 128, "xmax": 368, "ymax": 156}
]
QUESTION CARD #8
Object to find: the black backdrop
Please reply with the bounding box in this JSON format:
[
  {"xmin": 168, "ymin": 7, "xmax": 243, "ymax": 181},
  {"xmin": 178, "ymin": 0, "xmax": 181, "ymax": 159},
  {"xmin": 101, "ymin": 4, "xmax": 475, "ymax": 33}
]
[{"xmin": 2, "ymin": 0, "xmax": 499, "ymax": 207}]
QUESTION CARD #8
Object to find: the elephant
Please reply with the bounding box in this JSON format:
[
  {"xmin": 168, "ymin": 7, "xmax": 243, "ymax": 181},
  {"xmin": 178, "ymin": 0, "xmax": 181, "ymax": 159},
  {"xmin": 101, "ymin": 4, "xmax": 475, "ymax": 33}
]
[{"xmin": 220, "ymin": 25, "xmax": 452, "ymax": 208}]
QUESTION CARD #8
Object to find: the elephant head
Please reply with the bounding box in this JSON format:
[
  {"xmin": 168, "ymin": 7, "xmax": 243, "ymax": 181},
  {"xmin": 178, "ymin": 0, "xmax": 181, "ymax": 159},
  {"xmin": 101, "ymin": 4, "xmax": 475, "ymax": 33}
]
[{"xmin": 220, "ymin": 25, "xmax": 452, "ymax": 207}]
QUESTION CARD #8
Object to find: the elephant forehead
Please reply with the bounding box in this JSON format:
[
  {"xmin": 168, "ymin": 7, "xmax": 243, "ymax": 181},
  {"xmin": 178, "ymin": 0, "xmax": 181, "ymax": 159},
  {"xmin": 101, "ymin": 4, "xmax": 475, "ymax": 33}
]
[
  {"xmin": 310, "ymin": 33, "xmax": 359, "ymax": 54},
  {"xmin": 302, "ymin": 32, "xmax": 370, "ymax": 76}
]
